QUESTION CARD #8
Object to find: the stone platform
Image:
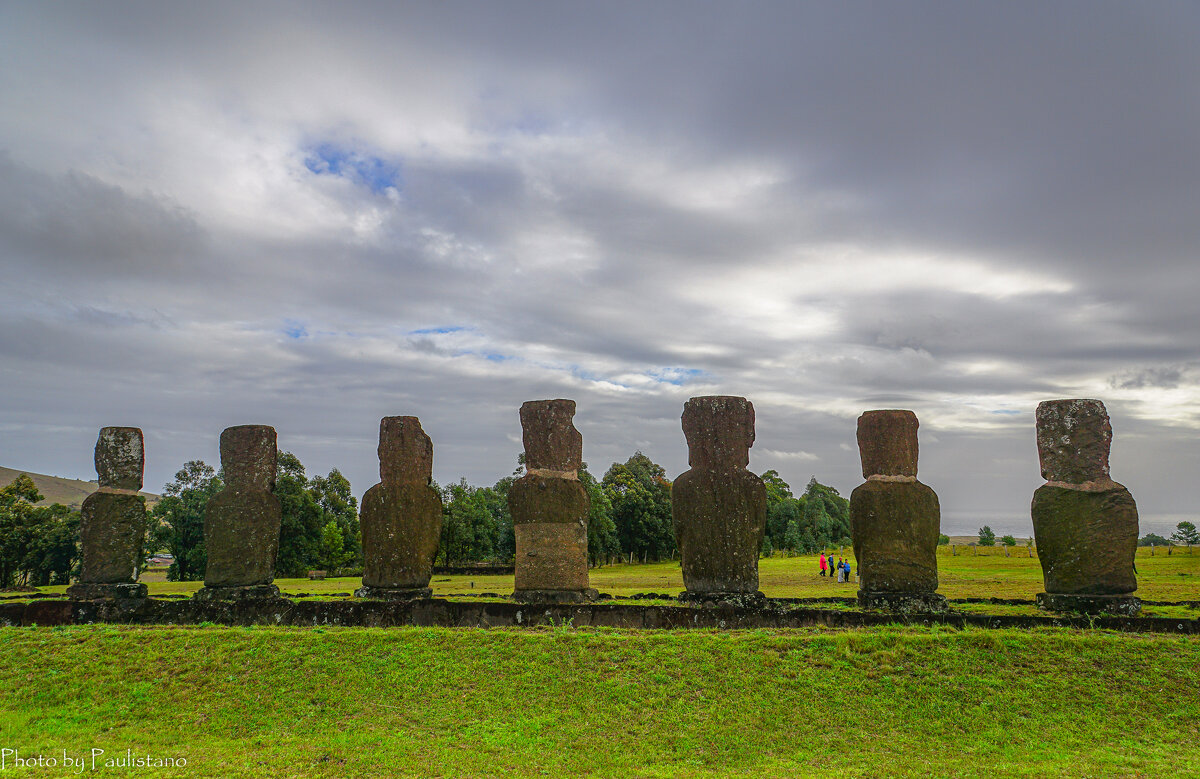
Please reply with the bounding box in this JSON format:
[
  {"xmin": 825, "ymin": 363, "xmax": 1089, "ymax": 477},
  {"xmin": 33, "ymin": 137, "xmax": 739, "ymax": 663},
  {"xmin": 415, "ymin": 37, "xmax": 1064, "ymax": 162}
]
[
  {"xmin": 4, "ymin": 597, "xmax": 1193, "ymax": 634},
  {"xmin": 355, "ymin": 586, "xmax": 433, "ymax": 601},
  {"xmin": 1036, "ymin": 592, "xmax": 1142, "ymax": 616},
  {"xmin": 677, "ymin": 590, "xmax": 767, "ymax": 609},
  {"xmin": 66, "ymin": 582, "xmax": 148, "ymax": 601},
  {"xmin": 511, "ymin": 588, "xmax": 599, "ymax": 604},
  {"xmin": 192, "ymin": 584, "xmax": 282, "ymax": 602},
  {"xmin": 858, "ymin": 591, "xmax": 950, "ymax": 613}
]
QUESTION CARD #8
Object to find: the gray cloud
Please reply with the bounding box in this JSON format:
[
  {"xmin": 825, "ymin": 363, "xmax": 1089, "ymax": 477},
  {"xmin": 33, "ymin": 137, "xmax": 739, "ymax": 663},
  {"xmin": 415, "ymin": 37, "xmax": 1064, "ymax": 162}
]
[{"xmin": 1, "ymin": 2, "xmax": 1198, "ymax": 535}]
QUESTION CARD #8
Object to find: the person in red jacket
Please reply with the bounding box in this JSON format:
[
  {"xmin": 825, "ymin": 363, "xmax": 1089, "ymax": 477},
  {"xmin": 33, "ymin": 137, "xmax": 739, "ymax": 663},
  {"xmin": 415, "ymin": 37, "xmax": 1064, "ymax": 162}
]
[{"xmin": 819, "ymin": 552, "xmax": 828, "ymax": 577}]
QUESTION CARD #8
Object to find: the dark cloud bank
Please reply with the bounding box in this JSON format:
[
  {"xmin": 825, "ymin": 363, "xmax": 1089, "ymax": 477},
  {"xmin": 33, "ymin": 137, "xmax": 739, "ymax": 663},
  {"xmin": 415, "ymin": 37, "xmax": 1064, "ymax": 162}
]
[{"xmin": 2, "ymin": 2, "xmax": 1198, "ymax": 535}]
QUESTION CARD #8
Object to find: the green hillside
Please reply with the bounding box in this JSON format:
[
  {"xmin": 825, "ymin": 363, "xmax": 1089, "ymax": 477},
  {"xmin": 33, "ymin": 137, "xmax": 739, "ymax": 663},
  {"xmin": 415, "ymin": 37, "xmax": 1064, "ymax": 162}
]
[{"xmin": 0, "ymin": 465, "xmax": 159, "ymax": 508}]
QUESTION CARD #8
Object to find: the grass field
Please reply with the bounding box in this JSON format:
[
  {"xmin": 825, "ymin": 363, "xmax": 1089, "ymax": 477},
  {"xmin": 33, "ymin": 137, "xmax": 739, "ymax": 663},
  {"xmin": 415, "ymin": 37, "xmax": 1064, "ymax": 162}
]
[
  {"xmin": 8, "ymin": 550, "xmax": 1200, "ymax": 776},
  {"xmin": 34, "ymin": 546, "xmax": 1200, "ymax": 612},
  {"xmin": 1, "ymin": 625, "xmax": 1197, "ymax": 778}
]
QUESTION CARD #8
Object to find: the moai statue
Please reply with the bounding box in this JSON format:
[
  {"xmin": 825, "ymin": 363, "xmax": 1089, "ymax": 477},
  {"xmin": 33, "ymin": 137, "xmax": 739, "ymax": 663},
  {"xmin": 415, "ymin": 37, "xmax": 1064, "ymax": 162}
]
[
  {"xmin": 672, "ymin": 396, "xmax": 767, "ymax": 605},
  {"xmin": 356, "ymin": 417, "xmax": 443, "ymax": 600},
  {"xmin": 66, "ymin": 427, "xmax": 148, "ymax": 600},
  {"xmin": 1032, "ymin": 399, "xmax": 1140, "ymax": 615},
  {"xmin": 849, "ymin": 410, "xmax": 947, "ymax": 612},
  {"xmin": 195, "ymin": 425, "xmax": 282, "ymax": 601},
  {"xmin": 508, "ymin": 399, "xmax": 597, "ymax": 603}
]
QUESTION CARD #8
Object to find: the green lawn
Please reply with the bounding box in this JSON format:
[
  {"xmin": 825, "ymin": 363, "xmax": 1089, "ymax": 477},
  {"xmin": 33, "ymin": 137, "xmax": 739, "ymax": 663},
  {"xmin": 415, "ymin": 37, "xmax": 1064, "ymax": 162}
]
[
  {"xmin": 0, "ymin": 625, "xmax": 1196, "ymax": 777},
  {"xmin": 34, "ymin": 546, "xmax": 1200, "ymax": 606}
]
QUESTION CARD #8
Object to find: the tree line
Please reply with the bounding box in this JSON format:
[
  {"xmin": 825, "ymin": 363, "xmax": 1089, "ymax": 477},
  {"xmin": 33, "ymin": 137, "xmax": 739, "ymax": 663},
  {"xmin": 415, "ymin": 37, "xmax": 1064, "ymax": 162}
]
[{"xmin": 0, "ymin": 450, "xmax": 917, "ymax": 586}]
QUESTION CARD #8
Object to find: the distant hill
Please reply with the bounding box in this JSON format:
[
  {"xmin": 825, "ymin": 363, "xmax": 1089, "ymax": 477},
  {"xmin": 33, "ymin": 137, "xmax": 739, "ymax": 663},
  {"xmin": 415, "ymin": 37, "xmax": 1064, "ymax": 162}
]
[{"xmin": 0, "ymin": 466, "xmax": 160, "ymax": 508}]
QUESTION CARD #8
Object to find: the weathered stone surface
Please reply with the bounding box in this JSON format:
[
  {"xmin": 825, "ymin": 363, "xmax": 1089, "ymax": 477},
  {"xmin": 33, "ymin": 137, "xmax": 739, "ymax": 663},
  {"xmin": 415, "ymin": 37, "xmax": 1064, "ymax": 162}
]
[
  {"xmin": 359, "ymin": 417, "xmax": 442, "ymax": 593},
  {"xmin": 857, "ymin": 410, "xmax": 919, "ymax": 478},
  {"xmin": 673, "ymin": 396, "xmax": 767, "ymax": 596},
  {"xmin": 201, "ymin": 425, "xmax": 281, "ymax": 591},
  {"xmin": 850, "ymin": 479, "xmax": 941, "ymax": 593},
  {"xmin": 378, "ymin": 416, "xmax": 434, "ymax": 484},
  {"xmin": 1031, "ymin": 400, "xmax": 1139, "ymax": 607},
  {"xmin": 677, "ymin": 590, "xmax": 768, "ymax": 609},
  {"xmin": 511, "ymin": 587, "xmax": 598, "ymax": 605},
  {"xmin": 512, "ymin": 519, "xmax": 590, "ymax": 592},
  {"xmin": 192, "ymin": 584, "xmax": 281, "ymax": 602},
  {"xmin": 95, "ymin": 426, "xmax": 144, "ymax": 490},
  {"xmin": 850, "ymin": 410, "xmax": 942, "ymax": 605},
  {"xmin": 1036, "ymin": 592, "xmax": 1142, "ymax": 616},
  {"xmin": 75, "ymin": 427, "xmax": 147, "ymax": 593},
  {"xmin": 510, "ymin": 400, "xmax": 592, "ymax": 599},
  {"xmin": 858, "ymin": 590, "xmax": 949, "ymax": 612},
  {"xmin": 1035, "ymin": 399, "xmax": 1111, "ymax": 484},
  {"xmin": 65, "ymin": 582, "xmax": 147, "ymax": 600},
  {"xmin": 520, "ymin": 399, "xmax": 582, "ymax": 472},
  {"xmin": 681, "ymin": 396, "xmax": 754, "ymax": 470},
  {"xmin": 1031, "ymin": 485, "xmax": 1138, "ymax": 595},
  {"xmin": 78, "ymin": 492, "xmax": 146, "ymax": 584},
  {"xmin": 360, "ymin": 483, "xmax": 443, "ymax": 591},
  {"xmin": 354, "ymin": 586, "xmax": 433, "ymax": 601},
  {"xmin": 15, "ymin": 596, "xmax": 1200, "ymax": 632},
  {"xmin": 220, "ymin": 424, "xmax": 277, "ymax": 491},
  {"xmin": 508, "ymin": 476, "xmax": 590, "ymax": 525}
]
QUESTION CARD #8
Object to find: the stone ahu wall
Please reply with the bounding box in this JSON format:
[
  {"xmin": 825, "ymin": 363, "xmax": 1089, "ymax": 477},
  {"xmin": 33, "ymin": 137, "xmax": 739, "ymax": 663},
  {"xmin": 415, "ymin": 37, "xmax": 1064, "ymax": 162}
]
[{"xmin": 53, "ymin": 396, "xmax": 1146, "ymax": 618}]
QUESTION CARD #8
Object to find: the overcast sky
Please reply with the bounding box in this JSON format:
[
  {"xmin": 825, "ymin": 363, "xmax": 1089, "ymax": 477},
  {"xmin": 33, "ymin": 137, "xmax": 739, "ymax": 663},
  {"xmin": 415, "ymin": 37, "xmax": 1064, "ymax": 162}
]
[{"xmin": 2, "ymin": 2, "xmax": 1198, "ymax": 535}]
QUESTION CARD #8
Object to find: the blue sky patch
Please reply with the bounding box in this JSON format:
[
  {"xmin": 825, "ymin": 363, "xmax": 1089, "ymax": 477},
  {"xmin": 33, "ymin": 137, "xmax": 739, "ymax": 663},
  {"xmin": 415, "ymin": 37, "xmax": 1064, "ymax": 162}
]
[
  {"xmin": 410, "ymin": 325, "xmax": 467, "ymax": 335},
  {"xmin": 282, "ymin": 320, "xmax": 308, "ymax": 339},
  {"xmin": 304, "ymin": 142, "xmax": 402, "ymax": 193},
  {"xmin": 647, "ymin": 367, "xmax": 704, "ymax": 385}
]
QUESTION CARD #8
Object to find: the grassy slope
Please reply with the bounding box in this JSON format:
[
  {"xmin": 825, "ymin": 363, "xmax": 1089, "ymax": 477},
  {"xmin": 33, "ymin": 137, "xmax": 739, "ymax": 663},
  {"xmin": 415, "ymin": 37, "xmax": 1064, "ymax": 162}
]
[
  {"xmin": 0, "ymin": 466, "xmax": 159, "ymax": 509},
  {"xmin": 0, "ymin": 626, "xmax": 1197, "ymax": 778}
]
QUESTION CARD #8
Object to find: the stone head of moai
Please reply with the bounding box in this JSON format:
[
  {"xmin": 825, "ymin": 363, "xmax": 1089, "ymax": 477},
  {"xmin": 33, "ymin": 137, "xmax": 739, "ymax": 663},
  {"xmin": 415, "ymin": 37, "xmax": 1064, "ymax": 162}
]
[
  {"xmin": 95, "ymin": 427, "xmax": 144, "ymax": 490},
  {"xmin": 378, "ymin": 416, "xmax": 433, "ymax": 484},
  {"xmin": 220, "ymin": 425, "xmax": 277, "ymax": 491},
  {"xmin": 857, "ymin": 410, "xmax": 919, "ymax": 479},
  {"xmin": 682, "ymin": 396, "xmax": 755, "ymax": 470},
  {"xmin": 520, "ymin": 399, "xmax": 582, "ymax": 472},
  {"xmin": 1036, "ymin": 399, "xmax": 1112, "ymax": 484}
]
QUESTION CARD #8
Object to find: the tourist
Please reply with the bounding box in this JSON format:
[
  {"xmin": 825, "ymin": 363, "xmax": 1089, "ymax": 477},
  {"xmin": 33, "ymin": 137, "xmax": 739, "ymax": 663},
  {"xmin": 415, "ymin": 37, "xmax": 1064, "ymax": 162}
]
[
  {"xmin": 836, "ymin": 558, "xmax": 844, "ymax": 583},
  {"xmin": 844, "ymin": 560, "xmax": 852, "ymax": 583},
  {"xmin": 819, "ymin": 552, "xmax": 827, "ymax": 577}
]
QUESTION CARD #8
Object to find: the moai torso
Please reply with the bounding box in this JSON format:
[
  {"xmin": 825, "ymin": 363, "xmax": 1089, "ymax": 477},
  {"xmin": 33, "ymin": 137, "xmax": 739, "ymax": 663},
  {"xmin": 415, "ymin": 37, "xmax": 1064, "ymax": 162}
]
[
  {"xmin": 1031, "ymin": 400, "xmax": 1138, "ymax": 595},
  {"xmin": 672, "ymin": 396, "xmax": 767, "ymax": 595},
  {"xmin": 508, "ymin": 399, "xmax": 591, "ymax": 593},
  {"xmin": 204, "ymin": 425, "xmax": 281, "ymax": 587},
  {"xmin": 78, "ymin": 427, "xmax": 146, "ymax": 584},
  {"xmin": 360, "ymin": 417, "xmax": 443, "ymax": 590},
  {"xmin": 849, "ymin": 410, "xmax": 940, "ymax": 593}
]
